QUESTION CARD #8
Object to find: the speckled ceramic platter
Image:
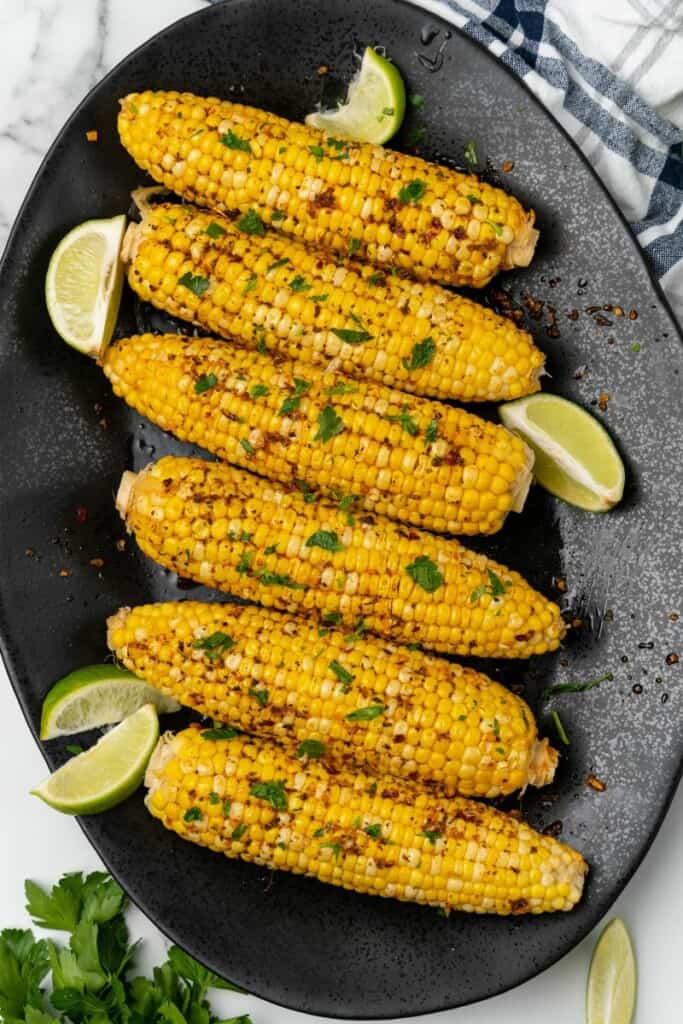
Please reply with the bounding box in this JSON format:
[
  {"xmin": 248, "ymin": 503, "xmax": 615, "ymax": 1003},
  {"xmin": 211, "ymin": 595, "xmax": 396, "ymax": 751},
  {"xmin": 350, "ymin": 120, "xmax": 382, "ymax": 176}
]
[{"xmin": 0, "ymin": 0, "xmax": 681, "ymax": 1017}]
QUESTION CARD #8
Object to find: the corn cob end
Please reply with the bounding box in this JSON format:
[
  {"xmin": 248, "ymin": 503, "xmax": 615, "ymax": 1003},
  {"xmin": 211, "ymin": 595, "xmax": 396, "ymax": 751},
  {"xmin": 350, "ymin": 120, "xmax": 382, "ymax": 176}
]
[
  {"xmin": 116, "ymin": 470, "xmax": 138, "ymax": 524},
  {"xmin": 504, "ymin": 210, "xmax": 540, "ymax": 270},
  {"xmin": 527, "ymin": 737, "xmax": 559, "ymax": 788}
]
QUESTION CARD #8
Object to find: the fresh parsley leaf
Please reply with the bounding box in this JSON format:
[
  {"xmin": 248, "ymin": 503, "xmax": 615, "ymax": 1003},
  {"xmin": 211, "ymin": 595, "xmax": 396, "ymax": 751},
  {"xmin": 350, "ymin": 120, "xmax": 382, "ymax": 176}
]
[
  {"xmin": 464, "ymin": 139, "xmax": 478, "ymax": 168},
  {"xmin": 271, "ymin": 209, "xmax": 286, "ymax": 221},
  {"xmin": 65, "ymin": 744, "xmax": 83, "ymax": 755},
  {"xmin": 337, "ymin": 492, "xmax": 359, "ymax": 525},
  {"xmin": 552, "ymin": 709, "xmax": 571, "ymax": 746},
  {"xmin": 329, "ymin": 660, "xmax": 354, "ymax": 689},
  {"xmin": 305, "ymin": 530, "xmax": 344, "ymax": 552},
  {"xmin": 237, "ymin": 209, "xmax": 265, "ymax": 236},
  {"xmin": 308, "ymin": 145, "xmax": 324, "ymax": 160},
  {"xmin": 25, "ymin": 874, "xmax": 92, "ymax": 932},
  {"xmin": 236, "ymin": 551, "xmax": 253, "ymax": 574},
  {"xmin": 346, "ymin": 704, "xmax": 385, "ymax": 722},
  {"xmin": 240, "ymin": 438, "xmax": 255, "ymax": 455},
  {"xmin": 201, "ymin": 726, "xmax": 240, "ymax": 740},
  {"xmin": 331, "ymin": 328, "xmax": 372, "ymax": 344},
  {"xmin": 406, "ymin": 555, "xmax": 444, "ymax": 593},
  {"xmin": 466, "ymin": 194, "xmax": 482, "ymax": 206},
  {"xmin": 220, "ymin": 129, "xmax": 252, "ymax": 152},
  {"xmin": 321, "ymin": 841, "xmax": 342, "ymax": 861},
  {"xmin": 289, "ymin": 275, "xmax": 311, "ymax": 293},
  {"xmin": 178, "ymin": 272, "xmax": 209, "ymax": 297},
  {"xmin": 310, "ymin": 293, "xmax": 329, "ymax": 301},
  {"xmin": 398, "ymin": 179, "xmax": 427, "ymax": 205},
  {"xmin": 250, "ymin": 780, "xmax": 288, "ymax": 811},
  {"xmin": 242, "ymin": 272, "xmax": 258, "ymax": 295},
  {"xmin": 231, "ymin": 823, "xmax": 247, "ymax": 841},
  {"xmin": 425, "ymin": 418, "xmax": 438, "ymax": 444},
  {"xmin": 383, "ymin": 406, "xmax": 419, "ymax": 436},
  {"xmin": 314, "ymin": 405, "xmax": 344, "ymax": 443},
  {"xmin": 296, "ymin": 739, "xmax": 326, "ymax": 760},
  {"xmin": 469, "ymin": 569, "xmax": 511, "ymax": 603},
  {"xmin": 324, "ymin": 382, "xmax": 357, "ymax": 396},
  {"xmin": 541, "ymin": 673, "xmax": 613, "ymax": 701},
  {"xmin": 0, "ymin": 929, "xmax": 49, "ymax": 1019},
  {"xmin": 205, "ymin": 221, "xmax": 227, "ymax": 238},
  {"xmin": 249, "ymin": 383, "xmax": 270, "ymax": 399},
  {"xmin": 409, "ymin": 94, "xmax": 425, "ymax": 108},
  {"xmin": 364, "ymin": 824, "xmax": 382, "ymax": 838},
  {"xmin": 256, "ymin": 570, "xmax": 307, "ymax": 590},
  {"xmin": 322, "ymin": 611, "xmax": 343, "ymax": 626},
  {"xmin": 184, "ymin": 807, "xmax": 202, "ymax": 823},
  {"xmin": 421, "ymin": 829, "xmax": 441, "ymax": 844},
  {"xmin": 167, "ymin": 945, "xmax": 244, "ymax": 993},
  {"xmin": 295, "ymin": 479, "xmax": 318, "ymax": 503},
  {"xmin": 267, "ymin": 257, "xmax": 290, "ymax": 273},
  {"xmin": 278, "ymin": 377, "xmax": 311, "ymax": 416},
  {"xmin": 402, "ymin": 337, "xmax": 436, "ymax": 372},
  {"xmin": 367, "ymin": 271, "xmax": 385, "ymax": 287},
  {"xmin": 195, "ymin": 373, "xmax": 218, "ymax": 395},
  {"xmin": 485, "ymin": 219, "xmax": 503, "ymax": 237},
  {"xmin": 348, "ymin": 238, "xmax": 361, "ymax": 255},
  {"xmin": 263, "ymin": 543, "xmax": 278, "ymax": 555},
  {"xmin": 248, "ymin": 687, "xmax": 268, "ymax": 707},
  {"xmin": 345, "ymin": 617, "xmax": 366, "ymax": 643},
  {"xmin": 192, "ymin": 632, "xmax": 235, "ymax": 660}
]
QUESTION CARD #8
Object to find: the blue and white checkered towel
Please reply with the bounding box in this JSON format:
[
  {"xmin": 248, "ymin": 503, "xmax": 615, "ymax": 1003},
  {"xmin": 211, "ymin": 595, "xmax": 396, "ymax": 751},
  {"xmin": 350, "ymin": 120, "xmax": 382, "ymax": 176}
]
[{"xmin": 413, "ymin": 0, "xmax": 683, "ymax": 319}]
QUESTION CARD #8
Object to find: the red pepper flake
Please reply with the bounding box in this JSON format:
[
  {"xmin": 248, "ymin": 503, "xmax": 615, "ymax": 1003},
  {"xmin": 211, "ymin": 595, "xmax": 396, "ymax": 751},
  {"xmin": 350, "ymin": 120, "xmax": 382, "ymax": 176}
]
[
  {"xmin": 666, "ymin": 652, "xmax": 679, "ymax": 666},
  {"xmin": 25, "ymin": 547, "xmax": 35, "ymax": 558},
  {"xmin": 317, "ymin": 64, "xmax": 329, "ymax": 75},
  {"xmin": 553, "ymin": 576, "xmax": 567, "ymax": 593},
  {"xmin": 669, "ymin": 612, "xmax": 679, "ymax": 621},
  {"xmin": 606, "ymin": 304, "xmax": 624, "ymax": 317},
  {"xmin": 542, "ymin": 820, "xmax": 563, "ymax": 837},
  {"xmin": 571, "ymin": 617, "xmax": 583, "ymax": 629},
  {"xmin": 506, "ymin": 808, "xmax": 522, "ymax": 820},
  {"xmin": 628, "ymin": 309, "xmax": 638, "ymax": 320},
  {"xmin": 116, "ymin": 538, "xmax": 126, "ymax": 552},
  {"xmin": 522, "ymin": 294, "xmax": 545, "ymax": 320},
  {"xmin": 586, "ymin": 774, "xmax": 606, "ymax": 792},
  {"xmin": 594, "ymin": 314, "xmax": 612, "ymax": 327},
  {"xmin": 86, "ymin": 129, "xmax": 98, "ymax": 142},
  {"xmin": 98, "ymin": 417, "xmax": 108, "ymax": 430},
  {"xmin": 76, "ymin": 506, "xmax": 89, "ymax": 523},
  {"xmin": 501, "ymin": 160, "xmax": 514, "ymax": 173},
  {"xmin": 566, "ymin": 309, "xmax": 580, "ymax": 321},
  {"xmin": 89, "ymin": 557, "xmax": 104, "ymax": 568},
  {"xmin": 573, "ymin": 364, "xmax": 588, "ymax": 380},
  {"xmin": 598, "ymin": 392, "xmax": 609, "ymax": 411},
  {"xmin": 59, "ymin": 569, "xmax": 71, "ymax": 578}
]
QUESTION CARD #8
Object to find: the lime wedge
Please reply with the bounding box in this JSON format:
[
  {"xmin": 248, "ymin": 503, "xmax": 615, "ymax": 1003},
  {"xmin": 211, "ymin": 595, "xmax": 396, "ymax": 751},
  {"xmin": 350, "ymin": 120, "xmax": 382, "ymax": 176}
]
[
  {"xmin": 586, "ymin": 918, "xmax": 637, "ymax": 1024},
  {"xmin": 499, "ymin": 394, "xmax": 625, "ymax": 512},
  {"xmin": 40, "ymin": 664, "xmax": 181, "ymax": 740},
  {"xmin": 305, "ymin": 47, "xmax": 406, "ymax": 145},
  {"xmin": 45, "ymin": 214, "xmax": 126, "ymax": 358},
  {"xmin": 32, "ymin": 704, "xmax": 159, "ymax": 814}
]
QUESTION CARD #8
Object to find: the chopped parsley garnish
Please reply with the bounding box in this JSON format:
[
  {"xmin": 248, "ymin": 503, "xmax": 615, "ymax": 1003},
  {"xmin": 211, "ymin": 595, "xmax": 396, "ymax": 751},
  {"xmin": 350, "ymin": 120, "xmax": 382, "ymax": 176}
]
[
  {"xmin": 329, "ymin": 660, "xmax": 354, "ymax": 690},
  {"xmin": 178, "ymin": 272, "xmax": 209, "ymax": 296},
  {"xmin": 242, "ymin": 272, "xmax": 258, "ymax": 294},
  {"xmin": 346, "ymin": 704, "xmax": 385, "ymax": 722},
  {"xmin": 295, "ymin": 479, "xmax": 318, "ymax": 503},
  {"xmin": 348, "ymin": 237, "xmax": 361, "ymax": 255},
  {"xmin": 195, "ymin": 372, "xmax": 218, "ymax": 394},
  {"xmin": 205, "ymin": 221, "xmax": 227, "ymax": 238},
  {"xmin": 364, "ymin": 824, "xmax": 382, "ymax": 838},
  {"xmin": 485, "ymin": 219, "xmax": 503, "ymax": 237},
  {"xmin": 398, "ymin": 179, "xmax": 427, "ymax": 205},
  {"xmin": 467, "ymin": 194, "xmax": 482, "ymax": 205},
  {"xmin": 267, "ymin": 256, "xmax": 290, "ymax": 273},
  {"xmin": 308, "ymin": 145, "xmax": 324, "ymax": 160},
  {"xmin": 383, "ymin": 405, "xmax": 419, "ymax": 436},
  {"xmin": 237, "ymin": 209, "xmax": 265, "ymax": 235},
  {"xmin": 407, "ymin": 126, "xmax": 425, "ymax": 145},
  {"xmin": 322, "ymin": 611, "xmax": 343, "ymax": 626},
  {"xmin": 409, "ymin": 94, "xmax": 425, "ymax": 108},
  {"xmin": 271, "ymin": 209, "xmax": 286, "ymax": 221},
  {"xmin": 248, "ymin": 686, "xmax": 269, "ymax": 707},
  {"xmin": 296, "ymin": 739, "xmax": 326, "ymax": 760},
  {"xmin": 278, "ymin": 376, "xmax": 311, "ymax": 416},
  {"xmin": 421, "ymin": 829, "xmax": 441, "ymax": 844},
  {"xmin": 551, "ymin": 710, "xmax": 571, "ymax": 746},
  {"xmin": 240, "ymin": 438, "xmax": 255, "ymax": 455},
  {"xmin": 220, "ymin": 129, "xmax": 252, "ymax": 152},
  {"xmin": 201, "ymin": 726, "xmax": 240, "ymax": 740},
  {"xmin": 231, "ymin": 823, "xmax": 247, "ymax": 840},
  {"xmin": 236, "ymin": 551, "xmax": 253, "ymax": 574},
  {"xmin": 492, "ymin": 718, "xmax": 501, "ymax": 739},
  {"xmin": 337, "ymin": 492, "xmax": 360, "ymax": 525},
  {"xmin": 184, "ymin": 807, "xmax": 202, "ymax": 823},
  {"xmin": 406, "ymin": 555, "xmax": 444, "ymax": 593},
  {"xmin": 630, "ymin": 343, "xmax": 642, "ymax": 353},
  {"xmin": 310, "ymin": 292, "xmax": 329, "ymax": 301},
  {"xmin": 250, "ymin": 779, "xmax": 288, "ymax": 811},
  {"xmin": 208, "ymin": 792, "xmax": 220, "ymax": 805},
  {"xmin": 345, "ymin": 617, "xmax": 366, "ymax": 643},
  {"xmin": 263, "ymin": 543, "xmax": 278, "ymax": 555},
  {"xmin": 321, "ymin": 841, "xmax": 342, "ymax": 861},
  {"xmin": 425, "ymin": 418, "xmax": 438, "ymax": 444},
  {"xmin": 192, "ymin": 631, "xmax": 235, "ymax": 659},
  {"xmin": 314, "ymin": 405, "xmax": 345, "ymax": 443},
  {"xmin": 306, "ymin": 529, "xmax": 344, "ymax": 552},
  {"xmin": 541, "ymin": 672, "xmax": 614, "ymax": 701},
  {"xmin": 324, "ymin": 382, "xmax": 358, "ymax": 396},
  {"xmin": 289, "ymin": 274, "xmax": 312, "ymax": 292},
  {"xmin": 249, "ymin": 383, "xmax": 270, "ymax": 398},
  {"xmin": 256, "ymin": 570, "xmax": 307, "ymax": 590},
  {"xmin": 402, "ymin": 337, "xmax": 436, "ymax": 372},
  {"xmin": 326, "ymin": 137, "xmax": 347, "ymax": 150},
  {"xmin": 66, "ymin": 744, "xmax": 83, "ymax": 755},
  {"xmin": 222, "ymin": 799, "xmax": 232, "ymax": 816},
  {"xmin": 331, "ymin": 327, "xmax": 373, "ymax": 345},
  {"xmin": 367, "ymin": 271, "xmax": 385, "ymax": 286},
  {"xmin": 469, "ymin": 569, "xmax": 511, "ymax": 604},
  {"xmin": 464, "ymin": 139, "xmax": 478, "ymax": 168}
]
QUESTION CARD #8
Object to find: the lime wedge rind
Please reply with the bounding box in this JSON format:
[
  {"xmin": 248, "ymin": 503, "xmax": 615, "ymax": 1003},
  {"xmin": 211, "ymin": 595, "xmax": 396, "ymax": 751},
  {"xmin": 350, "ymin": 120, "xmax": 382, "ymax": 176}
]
[
  {"xmin": 40, "ymin": 664, "xmax": 181, "ymax": 740},
  {"xmin": 586, "ymin": 917, "xmax": 637, "ymax": 1024},
  {"xmin": 305, "ymin": 47, "xmax": 406, "ymax": 145},
  {"xmin": 45, "ymin": 214, "xmax": 126, "ymax": 358},
  {"xmin": 500, "ymin": 394, "xmax": 625, "ymax": 513},
  {"xmin": 32, "ymin": 704, "xmax": 160, "ymax": 815}
]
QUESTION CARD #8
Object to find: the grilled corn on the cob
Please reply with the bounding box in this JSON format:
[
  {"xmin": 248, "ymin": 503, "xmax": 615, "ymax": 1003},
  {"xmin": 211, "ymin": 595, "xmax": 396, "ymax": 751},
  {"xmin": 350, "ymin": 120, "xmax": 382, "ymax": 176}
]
[
  {"xmin": 123, "ymin": 202, "xmax": 544, "ymax": 402},
  {"xmin": 103, "ymin": 334, "xmax": 534, "ymax": 535},
  {"xmin": 108, "ymin": 601, "xmax": 558, "ymax": 798},
  {"xmin": 118, "ymin": 90, "xmax": 539, "ymax": 288},
  {"xmin": 145, "ymin": 727, "xmax": 587, "ymax": 914},
  {"xmin": 115, "ymin": 456, "xmax": 565, "ymax": 659}
]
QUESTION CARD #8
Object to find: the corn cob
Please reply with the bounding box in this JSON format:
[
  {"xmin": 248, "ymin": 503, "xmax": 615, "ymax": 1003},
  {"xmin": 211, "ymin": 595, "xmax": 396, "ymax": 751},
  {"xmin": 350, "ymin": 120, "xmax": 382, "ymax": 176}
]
[
  {"xmin": 115, "ymin": 456, "xmax": 565, "ymax": 659},
  {"xmin": 118, "ymin": 90, "xmax": 538, "ymax": 289},
  {"xmin": 145, "ymin": 727, "xmax": 587, "ymax": 914},
  {"xmin": 108, "ymin": 601, "xmax": 558, "ymax": 798},
  {"xmin": 103, "ymin": 334, "xmax": 534, "ymax": 535},
  {"xmin": 123, "ymin": 202, "xmax": 544, "ymax": 402}
]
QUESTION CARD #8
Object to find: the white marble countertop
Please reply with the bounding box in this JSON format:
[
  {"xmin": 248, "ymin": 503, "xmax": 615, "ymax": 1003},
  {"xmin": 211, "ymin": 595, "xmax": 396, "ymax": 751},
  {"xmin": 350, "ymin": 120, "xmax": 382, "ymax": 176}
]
[{"xmin": 1, "ymin": 2, "xmax": 682, "ymax": 1021}]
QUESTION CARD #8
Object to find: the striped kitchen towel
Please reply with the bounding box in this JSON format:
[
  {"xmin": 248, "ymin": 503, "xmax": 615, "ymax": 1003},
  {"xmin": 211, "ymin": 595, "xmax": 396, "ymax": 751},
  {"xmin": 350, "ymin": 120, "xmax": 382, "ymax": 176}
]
[{"xmin": 411, "ymin": 0, "xmax": 683, "ymax": 318}]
